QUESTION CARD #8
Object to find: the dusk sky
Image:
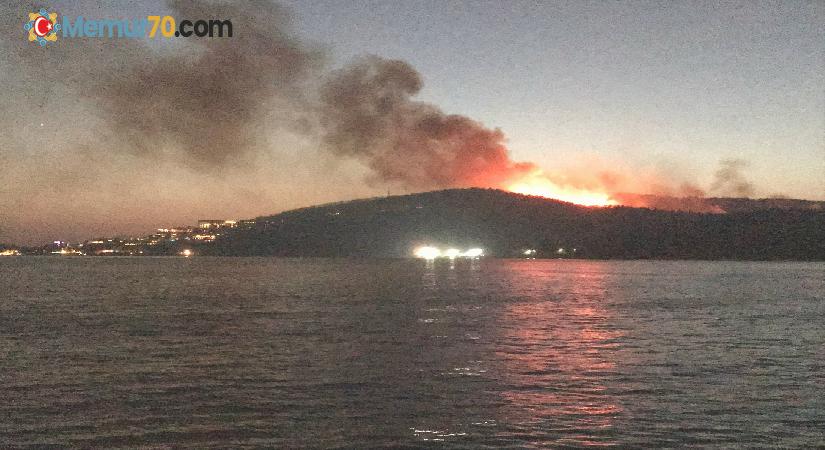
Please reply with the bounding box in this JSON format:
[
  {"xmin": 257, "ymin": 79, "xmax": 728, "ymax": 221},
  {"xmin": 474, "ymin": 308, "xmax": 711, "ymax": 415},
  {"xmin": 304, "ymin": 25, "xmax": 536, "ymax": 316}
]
[{"xmin": 1, "ymin": 0, "xmax": 823, "ymax": 244}]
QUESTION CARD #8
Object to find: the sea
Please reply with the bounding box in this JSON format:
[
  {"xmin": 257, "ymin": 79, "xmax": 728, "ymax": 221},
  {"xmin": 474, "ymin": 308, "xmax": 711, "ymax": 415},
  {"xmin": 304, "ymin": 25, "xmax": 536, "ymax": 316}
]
[{"xmin": 1, "ymin": 257, "xmax": 823, "ymax": 448}]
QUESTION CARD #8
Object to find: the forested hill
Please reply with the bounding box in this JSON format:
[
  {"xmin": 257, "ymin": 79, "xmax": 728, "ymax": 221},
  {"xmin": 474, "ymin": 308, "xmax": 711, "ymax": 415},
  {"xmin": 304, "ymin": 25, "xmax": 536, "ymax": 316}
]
[{"xmin": 210, "ymin": 188, "xmax": 825, "ymax": 260}]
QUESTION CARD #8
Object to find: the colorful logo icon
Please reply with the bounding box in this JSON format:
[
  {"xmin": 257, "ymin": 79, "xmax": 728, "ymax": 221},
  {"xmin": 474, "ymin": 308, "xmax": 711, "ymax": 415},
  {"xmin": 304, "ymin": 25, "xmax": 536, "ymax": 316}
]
[{"xmin": 24, "ymin": 8, "xmax": 60, "ymax": 46}]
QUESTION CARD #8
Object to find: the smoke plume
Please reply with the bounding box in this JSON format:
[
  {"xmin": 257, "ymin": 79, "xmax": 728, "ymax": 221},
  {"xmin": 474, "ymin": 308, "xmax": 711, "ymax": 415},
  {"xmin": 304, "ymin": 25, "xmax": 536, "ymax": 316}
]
[
  {"xmin": 0, "ymin": 0, "xmax": 333, "ymax": 243},
  {"xmin": 93, "ymin": 0, "xmax": 323, "ymax": 169},
  {"xmin": 1, "ymin": 0, "xmax": 321, "ymax": 169},
  {"xmin": 319, "ymin": 56, "xmax": 535, "ymax": 189},
  {"xmin": 315, "ymin": 57, "xmax": 765, "ymax": 207},
  {"xmin": 710, "ymin": 158, "xmax": 755, "ymax": 197},
  {"xmin": 1, "ymin": 0, "xmax": 761, "ymax": 196}
]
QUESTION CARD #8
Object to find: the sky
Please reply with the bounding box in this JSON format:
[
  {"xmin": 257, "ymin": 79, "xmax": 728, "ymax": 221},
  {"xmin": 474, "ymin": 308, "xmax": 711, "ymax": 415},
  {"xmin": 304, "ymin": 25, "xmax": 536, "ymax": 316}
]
[{"xmin": 1, "ymin": 0, "xmax": 823, "ymax": 245}]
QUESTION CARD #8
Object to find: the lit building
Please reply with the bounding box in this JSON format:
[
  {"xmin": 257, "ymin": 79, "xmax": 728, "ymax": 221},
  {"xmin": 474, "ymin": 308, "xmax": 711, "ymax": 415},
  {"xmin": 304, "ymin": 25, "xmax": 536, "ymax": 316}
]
[
  {"xmin": 198, "ymin": 220, "xmax": 225, "ymax": 229},
  {"xmin": 198, "ymin": 219, "xmax": 237, "ymax": 230}
]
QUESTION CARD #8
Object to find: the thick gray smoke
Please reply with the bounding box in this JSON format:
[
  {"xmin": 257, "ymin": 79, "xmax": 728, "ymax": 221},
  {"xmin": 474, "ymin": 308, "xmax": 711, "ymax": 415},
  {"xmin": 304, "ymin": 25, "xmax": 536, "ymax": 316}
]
[
  {"xmin": 94, "ymin": 0, "xmax": 322, "ymax": 169},
  {"xmin": 0, "ymin": 0, "xmax": 330, "ymax": 243},
  {"xmin": 1, "ymin": 0, "xmax": 759, "ymax": 195},
  {"xmin": 1, "ymin": 0, "xmax": 321, "ymax": 170},
  {"xmin": 3, "ymin": 1, "xmax": 530, "ymax": 182},
  {"xmin": 710, "ymin": 158, "xmax": 755, "ymax": 197},
  {"xmin": 319, "ymin": 56, "xmax": 535, "ymax": 189}
]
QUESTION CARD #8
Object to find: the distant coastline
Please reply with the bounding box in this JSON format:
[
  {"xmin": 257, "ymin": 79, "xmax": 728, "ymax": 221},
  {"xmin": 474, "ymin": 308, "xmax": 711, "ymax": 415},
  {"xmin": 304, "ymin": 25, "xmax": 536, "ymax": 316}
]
[{"xmin": 3, "ymin": 189, "xmax": 823, "ymax": 261}]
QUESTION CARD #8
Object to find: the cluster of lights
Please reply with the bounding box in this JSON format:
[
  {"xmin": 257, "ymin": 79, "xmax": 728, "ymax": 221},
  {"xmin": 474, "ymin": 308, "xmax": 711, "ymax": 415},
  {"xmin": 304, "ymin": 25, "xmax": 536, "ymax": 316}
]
[
  {"xmin": 414, "ymin": 246, "xmax": 484, "ymax": 260},
  {"xmin": 52, "ymin": 248, "xmax": 82, "ymax": 255}
]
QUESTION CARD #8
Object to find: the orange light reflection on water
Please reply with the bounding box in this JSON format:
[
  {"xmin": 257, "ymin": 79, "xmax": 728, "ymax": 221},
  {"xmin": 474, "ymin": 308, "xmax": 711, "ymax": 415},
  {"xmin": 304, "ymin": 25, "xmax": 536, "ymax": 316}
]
[{"xmin": 495, "ymin": 261, "xmax": 625, "ymax": 446}]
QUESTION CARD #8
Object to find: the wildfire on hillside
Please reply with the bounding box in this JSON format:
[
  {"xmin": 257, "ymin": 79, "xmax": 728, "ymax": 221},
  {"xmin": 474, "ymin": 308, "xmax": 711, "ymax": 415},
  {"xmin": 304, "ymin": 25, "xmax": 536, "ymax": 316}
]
[{"xmin": 504, "ymin": 169, "xmax": 617, "ymax": 207}]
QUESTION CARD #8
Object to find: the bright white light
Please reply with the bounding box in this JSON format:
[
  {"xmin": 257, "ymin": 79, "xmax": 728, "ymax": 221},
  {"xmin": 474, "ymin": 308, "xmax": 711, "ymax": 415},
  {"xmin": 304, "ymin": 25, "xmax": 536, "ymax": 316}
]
[
  {"xmin": 414, "ymin": 246, "xmax": 441, "ymax": 259},
  {"xmin": 180, "ymin": 249, "xmax": 193, "ymax": 257},
  {"xmin": 415, "ymin": 246, "xmax": 483, "ymax": 259},
  {"xmin": 523, "ymin": 249, "xmax": 536, "ymax": 256}
]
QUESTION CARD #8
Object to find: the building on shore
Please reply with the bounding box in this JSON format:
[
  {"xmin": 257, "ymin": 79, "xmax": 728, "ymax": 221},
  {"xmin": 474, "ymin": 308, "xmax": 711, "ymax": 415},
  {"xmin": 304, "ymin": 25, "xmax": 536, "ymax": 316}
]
[{"xmin": 198, "ymin": 219, "xmax": 237, "ymax": 230}]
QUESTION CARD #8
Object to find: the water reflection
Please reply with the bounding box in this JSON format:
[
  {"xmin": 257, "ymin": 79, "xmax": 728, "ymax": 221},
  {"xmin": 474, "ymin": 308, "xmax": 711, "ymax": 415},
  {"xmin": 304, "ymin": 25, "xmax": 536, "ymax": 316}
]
[
  {"xmin": 419, "ymin": 256, "xmax": 483, "ymax": 290},
  {"xmin": 494, "ymin": 261, "xmax": 625, "ymax": 446},
  {"xmin": 6, "ymin": 258, "xmax": 818, "ymax": 447}
]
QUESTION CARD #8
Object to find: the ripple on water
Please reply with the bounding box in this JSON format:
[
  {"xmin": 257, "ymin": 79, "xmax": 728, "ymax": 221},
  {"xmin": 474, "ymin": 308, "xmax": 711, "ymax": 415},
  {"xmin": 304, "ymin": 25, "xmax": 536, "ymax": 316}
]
[{"xmin": 0, "ymin": 258, "xmax": 823, "ymax": 447}]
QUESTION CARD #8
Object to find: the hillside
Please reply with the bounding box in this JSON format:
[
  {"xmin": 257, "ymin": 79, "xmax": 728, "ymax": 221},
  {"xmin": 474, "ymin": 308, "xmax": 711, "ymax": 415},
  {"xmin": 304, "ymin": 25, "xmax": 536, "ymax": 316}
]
[{"xmin": 209, "ymin": 189, "xmax": 825, "ymax": 260}]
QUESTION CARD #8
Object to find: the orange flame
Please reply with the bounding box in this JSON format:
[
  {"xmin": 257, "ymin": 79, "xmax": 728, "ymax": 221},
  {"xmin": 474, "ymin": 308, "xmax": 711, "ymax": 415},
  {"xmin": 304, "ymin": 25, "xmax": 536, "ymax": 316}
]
[{"xmin": 506, "ymin": 170, "xmax": 617, "ymax": 207}]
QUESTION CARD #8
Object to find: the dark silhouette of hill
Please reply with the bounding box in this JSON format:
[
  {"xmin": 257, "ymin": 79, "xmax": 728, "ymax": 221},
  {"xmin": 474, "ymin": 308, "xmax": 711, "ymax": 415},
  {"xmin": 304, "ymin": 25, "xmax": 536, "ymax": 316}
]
[
  {"xmin": 614, "ymin": 192, "xmax": 824, "ymax": 213},
  {"xmin": 210, "ymin": 188, "xmax": 825, "ymax": 260}
]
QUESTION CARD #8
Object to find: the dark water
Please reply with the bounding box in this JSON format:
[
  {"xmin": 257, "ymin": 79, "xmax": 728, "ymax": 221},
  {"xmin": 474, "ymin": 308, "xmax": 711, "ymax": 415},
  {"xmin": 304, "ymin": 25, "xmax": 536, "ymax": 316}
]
[{"xmin": 1, "ymin": 257, "xmax": 823, "ymax": 448}]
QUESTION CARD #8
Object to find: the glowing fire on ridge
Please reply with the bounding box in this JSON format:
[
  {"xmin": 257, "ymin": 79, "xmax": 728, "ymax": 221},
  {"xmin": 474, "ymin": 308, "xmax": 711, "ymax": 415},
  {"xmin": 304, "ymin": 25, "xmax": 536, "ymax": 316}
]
[{"xmin": 506, "ymin": 170, "xmax": 617, "ymax": 207}]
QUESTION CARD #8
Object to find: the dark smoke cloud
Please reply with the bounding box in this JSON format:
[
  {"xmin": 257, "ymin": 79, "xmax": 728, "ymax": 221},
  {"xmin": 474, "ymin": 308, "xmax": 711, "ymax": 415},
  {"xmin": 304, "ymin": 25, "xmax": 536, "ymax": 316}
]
[
  {"xmin": 94, "ymin": 0, "xmax": 323, "ymax": 169},
  {"xmin": 710, "ymin": 158, "xmax": 755, "ymax": 197},
  {"xmin": 0, "ymin": 0, "xmax": 763, "ymax": 199},
  {"xmin": 1, "ymin": 0, "xmax": 322, "ymax": 170},
  {"xmin": 0, "ymin": 0, "xmax": 332, "ymax": 243},
  {"xmin": 319, "ymin": 56, "xmax": 534, "ymax": 189}
]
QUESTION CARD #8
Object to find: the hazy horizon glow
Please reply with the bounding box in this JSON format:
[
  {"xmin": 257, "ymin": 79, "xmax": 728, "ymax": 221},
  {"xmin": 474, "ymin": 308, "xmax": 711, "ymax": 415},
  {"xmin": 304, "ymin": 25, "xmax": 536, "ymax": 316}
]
[{"xmin": 1, "ymin": 0, "xmax": 823, "ymax": 245}]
